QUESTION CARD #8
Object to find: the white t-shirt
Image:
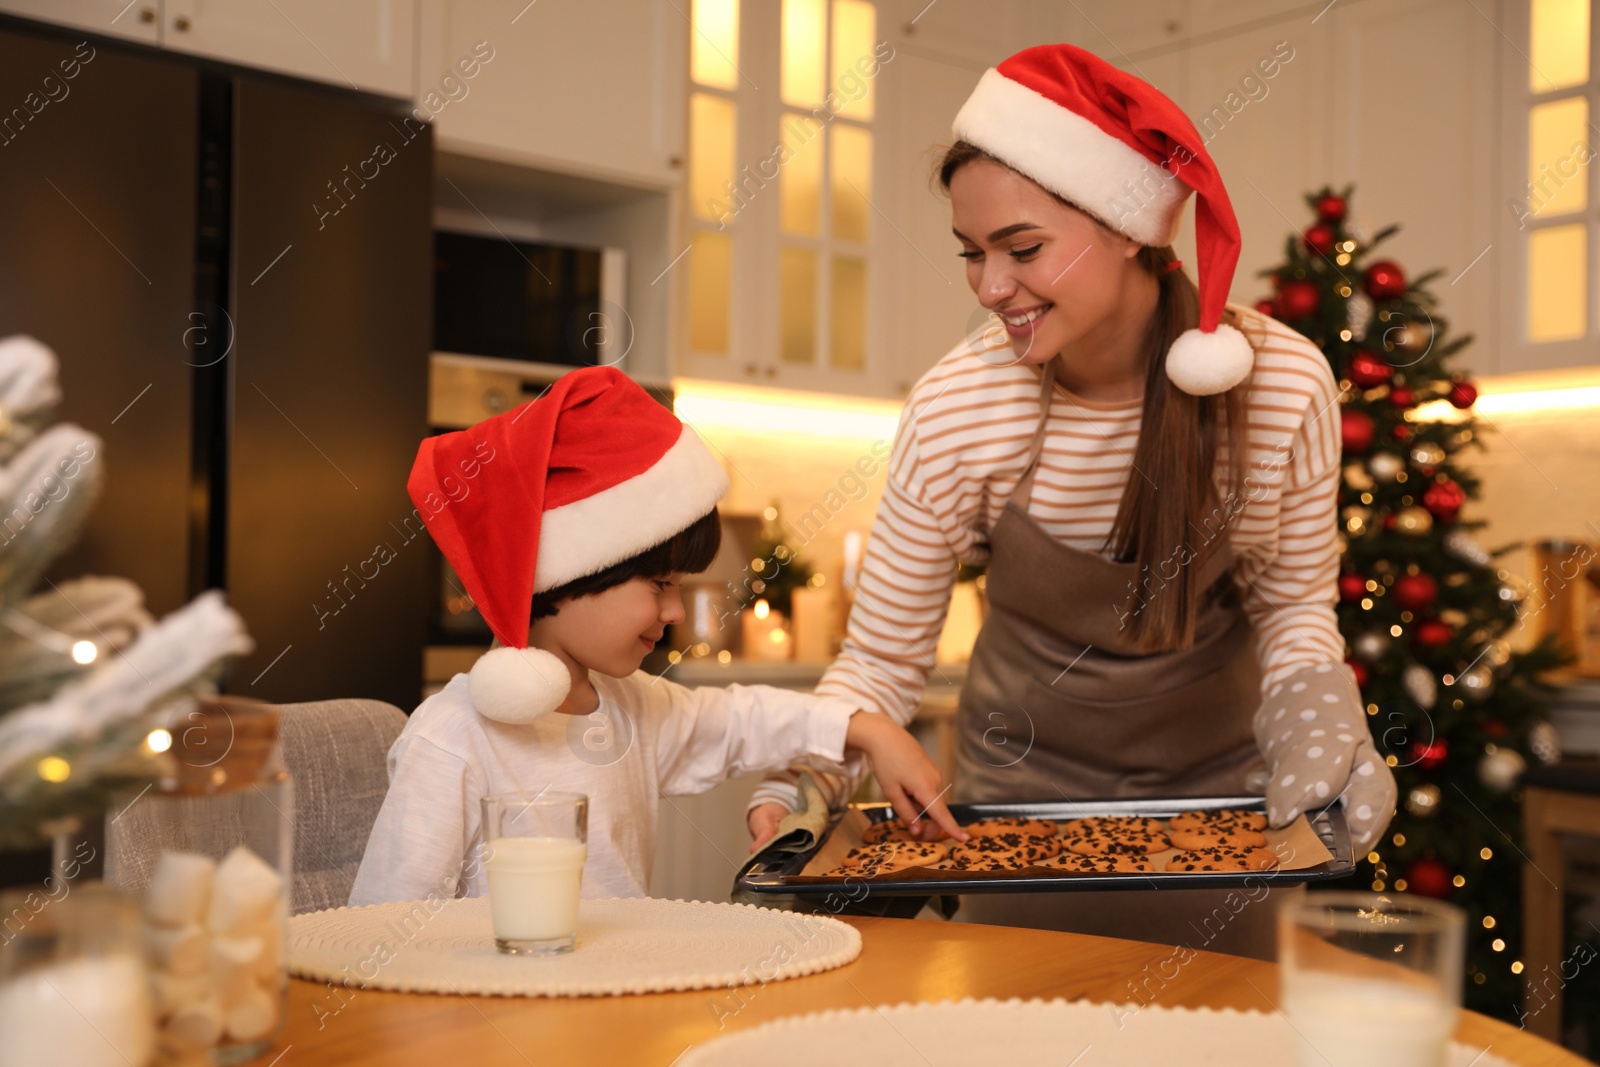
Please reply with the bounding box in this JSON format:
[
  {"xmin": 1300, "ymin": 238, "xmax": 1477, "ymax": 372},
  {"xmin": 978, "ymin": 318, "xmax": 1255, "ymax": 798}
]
[{"xmin": 348, "ymin": 670, "xmax": 858, "ymax": 906}]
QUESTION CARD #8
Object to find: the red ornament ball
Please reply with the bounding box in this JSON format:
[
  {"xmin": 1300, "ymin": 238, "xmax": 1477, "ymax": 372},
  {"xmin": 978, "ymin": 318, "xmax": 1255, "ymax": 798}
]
[
  {"xmin": 1341, "ymin": 410, "xmax": 1375, "ymax": 454},
  {"xmin": 1389, "ymin": 386, "xmax": 1415, "ymax": 408},
  {"xmin": 1414, "ymin": 619, "xmax": 1454, "ymax": 649},
  {"xmin": 1303, "ymin": 224, "xmax": 1337, "ymax": 255},
  {"xmin": 1484, "ymin": 720, "xmax": 1508, "ymax": 737},
  {"xmin": 1363, "ymin": 260, "xmax": 1408, "ymax": 301},
  {"xmin": 1393, "ymin": 573, "xmax": 1439, "ymax": 612},
  {"xmin": 1254, "ymin": 298, "xmax": 1277, "ymax": 319},
  {"xmin": 1405, "ymin": 857, "xmax": 1454, "ymax": 899},
  {"xmin": 1277, "ymin": 279, "xmax": 1322, "ymax": 320},
  {"xmin": 1338, "ymin": 573, "xmax": 1368, "ymax": 601},
  {"xmin": 1409, "ymin": 738, "xmax": 1449, "ymax": 771},
  {"xmin": 1315, "ymin": 193, "xmax": 1348, "ymax": 223},
  {"xmin": 1448, "ymin": 380, "xmax": 1478, "ymax": 409},
  {"xmin": 1383, "ymin": 513, "xmax": 1398, "ymax": 531},
  {"xmin": 1392, "ymin": 423, "xmax": 1411, "ymax": 443},
  {"xmin": 1347, "ymin": 658, "xmax": 1369, "ymax": 688},
  {"xmin": 1422, "ymin": 480, "xmax": 1466, "ymax": 523},
  {"xmin": 1348, "ymin": 349, "xmax": 1392, "ymax": 388}
]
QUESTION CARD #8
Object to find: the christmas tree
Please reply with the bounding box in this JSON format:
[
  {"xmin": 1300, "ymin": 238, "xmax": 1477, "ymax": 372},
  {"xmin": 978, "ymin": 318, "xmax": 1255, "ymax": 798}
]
[
  {"xmin": 1254, "ymin": 189, "xmax": 1573, "ymax": 1019},
  {"xmin": 0, "ymin": 335, "xmax": 253, "ymax": 854}
]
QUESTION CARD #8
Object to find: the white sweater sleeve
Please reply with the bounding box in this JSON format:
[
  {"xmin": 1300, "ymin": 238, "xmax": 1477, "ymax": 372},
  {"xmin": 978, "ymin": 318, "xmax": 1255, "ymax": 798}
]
[
  {"xmin": 642, "ymin": 677, "xmax": 859, "ymax": 797},
  {"xmin": 348, "ymin": 733, "xmax": 480, "ymax": 906},
  {"xmin": 747, "ymin": 418, "xmax": 961, "ymax": 815}
]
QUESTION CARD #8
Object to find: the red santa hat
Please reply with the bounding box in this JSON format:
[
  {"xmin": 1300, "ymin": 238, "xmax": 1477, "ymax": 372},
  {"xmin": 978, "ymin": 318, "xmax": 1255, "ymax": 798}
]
[
  {"xmin": 952, "ymin": 44, "xmax": 1253, "ymax": 396},
  {"xmin": 408, "ymin": 366, "xmax": 728, "ymax": 724}
]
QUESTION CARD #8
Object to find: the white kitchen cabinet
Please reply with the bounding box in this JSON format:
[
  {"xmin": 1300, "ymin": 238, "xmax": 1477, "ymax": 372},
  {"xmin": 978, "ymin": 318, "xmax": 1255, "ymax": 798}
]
[
  {"xmin": 1327, "ymin": 0, "xmax": 1502, "ymax": 373},
  {"xmin": 0, "ymin": 0, "xmax": 161, "ymax": 44},
  {"xmin": 675, "ymin": 0, "xmax": 891, "ymax": 395},
  {"xmin": 1014, "ymin": 0, "xmax": 1510, "ymax": 377},
  {"xmin": 816, "ymin": 0, "xmax": 1052, "ymax": 398},
  {"xmin": 884, "ymin": 0, "xmax": 1048, "ymax": 68},
  {"xmin": 873, "ymin": 47, "xmax": 987, "ymax": 397},
  {"xmin": 1179, "ymin": 23, "xmax": 1331, "ymax": 306},
  {"xmin": 0, "ymin": 0, "xmax": 414, "ymax": 97},
  {"xmin": 160, "ymin": 0, "xmax": 414, "ymax": 97},
  {"xmin": 415, "ymin": 0, "xmax": 686, "ymax": 189}
]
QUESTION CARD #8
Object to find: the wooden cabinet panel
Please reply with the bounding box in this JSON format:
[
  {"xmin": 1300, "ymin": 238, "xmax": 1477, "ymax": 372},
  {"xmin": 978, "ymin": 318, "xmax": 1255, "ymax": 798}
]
[
  {"xmin": 0, "ymin": 30, "xmax": 198, "ymax": 616},
  {"xmin": 229, "ymin": 76, "xmax": 431, "ymax": 709}
]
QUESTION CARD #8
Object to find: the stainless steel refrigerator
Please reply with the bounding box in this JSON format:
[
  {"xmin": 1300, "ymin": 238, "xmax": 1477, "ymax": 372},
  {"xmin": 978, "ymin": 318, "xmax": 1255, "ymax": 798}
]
[{"xmin": 0, "ymin": 18, "xmax": 431, "ymax": 711}]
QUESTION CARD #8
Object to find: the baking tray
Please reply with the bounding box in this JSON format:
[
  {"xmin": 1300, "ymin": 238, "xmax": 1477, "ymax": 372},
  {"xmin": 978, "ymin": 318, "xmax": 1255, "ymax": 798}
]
[{"xmin": 736, "ymin": 795, "xmax": 1356, "ymax": 897}]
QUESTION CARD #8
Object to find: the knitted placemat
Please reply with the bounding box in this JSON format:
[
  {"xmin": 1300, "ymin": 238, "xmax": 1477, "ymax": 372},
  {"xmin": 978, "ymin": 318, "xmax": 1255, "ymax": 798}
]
[
  {"xmin": 677, "ymin": 998, "xmax": 1517, "ymax": 1066},
  {"xmin": 289, "ymin": 896, "xmax": 860, "ymax": 997}
]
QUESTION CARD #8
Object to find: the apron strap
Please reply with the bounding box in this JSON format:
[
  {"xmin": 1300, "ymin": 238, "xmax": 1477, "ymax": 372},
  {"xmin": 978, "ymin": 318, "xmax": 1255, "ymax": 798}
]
[{"xmin": 1012, "ymin": 360, "xmax": 1057, "ymax": 510}]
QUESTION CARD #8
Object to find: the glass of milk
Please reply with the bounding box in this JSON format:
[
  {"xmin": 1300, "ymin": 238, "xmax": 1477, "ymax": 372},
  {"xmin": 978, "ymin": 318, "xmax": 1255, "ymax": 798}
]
[
  {"xmin": 481, "ymin": 792, "xmax": 588, "ymax": 955},
  {"xmin": 1279, "ymin": 892, "xmax": 1466, "ymax": 1067},
  {"xmin": 0, "ymin": 884, "xmax": 157, "ymax": 1067}
]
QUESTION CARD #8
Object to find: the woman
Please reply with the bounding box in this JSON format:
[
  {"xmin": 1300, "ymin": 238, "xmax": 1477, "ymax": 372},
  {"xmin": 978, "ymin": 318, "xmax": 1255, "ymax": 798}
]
[{"xmin": 747, "ymin": 44, "xmax": 1397, "ymax": 957}]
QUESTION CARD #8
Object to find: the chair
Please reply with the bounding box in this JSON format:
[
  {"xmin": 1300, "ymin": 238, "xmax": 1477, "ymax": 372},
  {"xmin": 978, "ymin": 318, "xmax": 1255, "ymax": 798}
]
[
  {"xmin": 1520, "ymin": 759, "xmax": 1600, "ymax": 1041},
  {"xmin": 278, "ymin": 699, "xmax": 407, "ymax": 914}
]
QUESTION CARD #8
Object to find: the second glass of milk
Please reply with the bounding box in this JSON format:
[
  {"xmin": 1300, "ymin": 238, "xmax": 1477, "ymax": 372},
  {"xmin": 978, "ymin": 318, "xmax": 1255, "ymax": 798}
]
[
  {"xmin": 1279, "ymin": 892, "xmax": 1465, "ymax": 1067},
  {"xmin": 481, "ymin": 792, "xmax": 589, "ymax": 955}
]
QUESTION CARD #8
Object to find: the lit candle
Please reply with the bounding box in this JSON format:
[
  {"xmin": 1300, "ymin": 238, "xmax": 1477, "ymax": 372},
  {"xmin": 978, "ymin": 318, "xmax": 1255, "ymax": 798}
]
[
  {"xmin": 741, "ymin": 599, "xmax": 791, "ymax": 662},
  {"xmin": 791, "ymin": 583, "xmax": 836, "ymax": 663}
]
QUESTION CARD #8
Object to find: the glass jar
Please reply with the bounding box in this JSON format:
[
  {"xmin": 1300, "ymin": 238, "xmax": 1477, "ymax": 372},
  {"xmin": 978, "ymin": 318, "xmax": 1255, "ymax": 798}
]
[
  {"xmin": 105, "ymin": 696, "xmax": 293, "ymax": 1065},
  {"xmin": 0, "ymin": 884, "xmax": 156, "ymax": 1067}
]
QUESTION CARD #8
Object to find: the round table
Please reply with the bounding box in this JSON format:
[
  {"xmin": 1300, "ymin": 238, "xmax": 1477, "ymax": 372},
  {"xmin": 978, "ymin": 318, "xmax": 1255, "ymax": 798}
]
[{"xmin": 264, "ymin": 915, "xmax": 1589, "ymax": 1066}]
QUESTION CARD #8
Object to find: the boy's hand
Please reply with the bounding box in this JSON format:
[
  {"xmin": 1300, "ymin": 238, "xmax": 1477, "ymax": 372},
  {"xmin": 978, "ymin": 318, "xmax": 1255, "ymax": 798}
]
[
  {"xmin": 747, "ymin": 802, "xmax": 789, "ymax": 854},
  {"xmin": 845, "ymin": 711, "xmax": 968, "ymax": 843}
]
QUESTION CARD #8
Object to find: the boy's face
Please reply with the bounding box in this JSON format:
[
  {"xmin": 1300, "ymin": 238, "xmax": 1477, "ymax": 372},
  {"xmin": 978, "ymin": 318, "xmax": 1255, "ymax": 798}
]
[{"xmin": 539, "ymin": 575, "xmax": 686, "ymax": 678}]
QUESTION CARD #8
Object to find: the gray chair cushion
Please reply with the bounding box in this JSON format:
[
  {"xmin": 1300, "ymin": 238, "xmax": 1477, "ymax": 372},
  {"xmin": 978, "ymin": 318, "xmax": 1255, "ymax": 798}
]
[{"xmin": 279, "ymin": 699, "xmax": 406, "ymax": 914}]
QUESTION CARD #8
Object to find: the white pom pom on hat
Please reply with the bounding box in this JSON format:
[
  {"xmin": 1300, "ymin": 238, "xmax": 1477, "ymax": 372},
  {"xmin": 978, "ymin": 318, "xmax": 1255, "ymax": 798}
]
[
  {"xmin": 951, "ymin": 45, "xmax": 1257, "ymax": 395},
  {"xmin": 1164, "ymin": 322, "xmax": 1254, "ymax": 396},
  {"xmin": 469, "ymin": 646, "xmax": 572, "ymax": 724}
]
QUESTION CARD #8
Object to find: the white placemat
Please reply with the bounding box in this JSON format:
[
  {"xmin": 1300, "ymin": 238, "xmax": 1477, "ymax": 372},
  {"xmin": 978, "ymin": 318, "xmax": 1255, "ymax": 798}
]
[
  {"xmin": 289, "ymin": 897, "xmax": 860, "ymax": 997},
  {"xmin": 677, "ymin": 998, "xmax": 1518, "ymax": 1066}
]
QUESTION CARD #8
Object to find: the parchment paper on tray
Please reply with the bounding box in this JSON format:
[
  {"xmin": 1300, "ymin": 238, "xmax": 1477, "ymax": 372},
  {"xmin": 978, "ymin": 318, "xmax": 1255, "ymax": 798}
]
[{"xmin": 784, "ymin": 806, "xmax": 1334, "ymax": 884}]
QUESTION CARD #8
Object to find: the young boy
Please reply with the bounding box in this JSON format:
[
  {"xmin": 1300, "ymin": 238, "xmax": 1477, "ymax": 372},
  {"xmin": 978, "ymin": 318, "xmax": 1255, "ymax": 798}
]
[{"xmin": 350, "ymin": 367, "xmax": 961, "ymax": 906}]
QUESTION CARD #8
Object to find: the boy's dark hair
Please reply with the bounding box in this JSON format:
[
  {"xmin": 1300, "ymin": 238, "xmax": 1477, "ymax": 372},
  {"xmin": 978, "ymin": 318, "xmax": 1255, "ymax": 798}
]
[{"xmin": 529, "ymin": 507, "xmax": 722, "ymax": 620}]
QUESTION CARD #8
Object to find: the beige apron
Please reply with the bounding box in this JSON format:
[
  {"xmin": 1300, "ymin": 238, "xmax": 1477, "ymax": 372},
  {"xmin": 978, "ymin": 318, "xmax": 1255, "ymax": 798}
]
[{"xmin": 954, "ymin": 359, "xmax": 1292, "ymax": 959}]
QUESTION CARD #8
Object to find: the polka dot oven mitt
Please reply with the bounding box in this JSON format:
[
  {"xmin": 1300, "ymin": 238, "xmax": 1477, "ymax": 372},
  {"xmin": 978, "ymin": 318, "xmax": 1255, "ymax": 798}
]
[{"xmin": 1254, "ymin": 661, "xmax": 1398, "ymax": 853}]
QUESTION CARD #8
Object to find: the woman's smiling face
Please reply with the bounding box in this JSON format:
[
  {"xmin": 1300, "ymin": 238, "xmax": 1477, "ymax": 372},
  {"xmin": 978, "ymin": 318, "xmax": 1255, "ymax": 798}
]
[{"xmin": 949, "ymin": 158, "xmax": 1145, "ymax": 366}]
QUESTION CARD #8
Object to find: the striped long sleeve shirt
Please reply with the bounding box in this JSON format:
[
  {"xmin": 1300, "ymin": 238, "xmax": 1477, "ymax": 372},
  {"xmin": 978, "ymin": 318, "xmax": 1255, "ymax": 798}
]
[{"xmin": 749, "ymin": 304, "xmax": 1347, "ymax": 813}]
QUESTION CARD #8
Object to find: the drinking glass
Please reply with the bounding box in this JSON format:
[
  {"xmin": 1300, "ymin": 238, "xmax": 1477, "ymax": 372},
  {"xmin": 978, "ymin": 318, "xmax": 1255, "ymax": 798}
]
[
  {"xmin": 0, "ymin": 884, "xmax": 155, "ymax": 1067},
  {"xmin": 1279, "ymin": 892, "xmax": 1466, "ymax": 1067},
  {"xmin": 481, "ymin": 792, "xmax": 588, "ymax": 955}
]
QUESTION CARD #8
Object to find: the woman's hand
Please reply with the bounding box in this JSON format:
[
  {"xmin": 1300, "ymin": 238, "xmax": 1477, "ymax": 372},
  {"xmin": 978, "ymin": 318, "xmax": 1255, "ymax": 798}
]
[
  {"xmin": 1257, "ymin": 662, "xmax": 1398, "ymax": 853},
  {"xmin": 747, "ymin": 802, "xmax": 790, "ymax": 854},
  {"xmin": 845, "ymin": 711, "xmax": 968, "ymax": 843}
]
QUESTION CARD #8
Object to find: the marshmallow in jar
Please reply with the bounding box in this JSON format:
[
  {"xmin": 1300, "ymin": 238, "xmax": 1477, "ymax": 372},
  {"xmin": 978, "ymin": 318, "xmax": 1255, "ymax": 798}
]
[{"xmin": 105, "ymin": 697, "xmax": 292, "ymax": 1066}]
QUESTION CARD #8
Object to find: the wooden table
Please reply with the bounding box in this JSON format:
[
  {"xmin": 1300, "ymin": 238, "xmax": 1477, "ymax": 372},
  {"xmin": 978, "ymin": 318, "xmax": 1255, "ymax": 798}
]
[{"xmin": 262, "ymin": 916, "xmax": 1589, "ymax": 1066}]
